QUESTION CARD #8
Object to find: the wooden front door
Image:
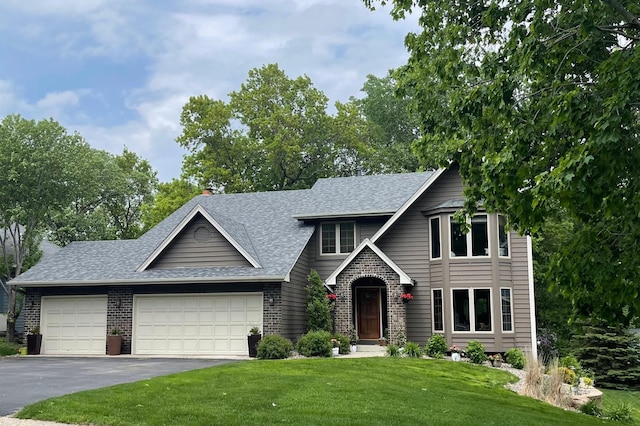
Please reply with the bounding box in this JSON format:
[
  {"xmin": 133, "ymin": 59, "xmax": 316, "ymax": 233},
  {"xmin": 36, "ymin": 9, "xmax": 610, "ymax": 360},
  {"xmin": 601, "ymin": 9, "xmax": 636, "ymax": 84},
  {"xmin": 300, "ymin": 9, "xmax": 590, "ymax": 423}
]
[{"xmin": 357, "ymin": 288, "xmax": 381, "ymax": 339}]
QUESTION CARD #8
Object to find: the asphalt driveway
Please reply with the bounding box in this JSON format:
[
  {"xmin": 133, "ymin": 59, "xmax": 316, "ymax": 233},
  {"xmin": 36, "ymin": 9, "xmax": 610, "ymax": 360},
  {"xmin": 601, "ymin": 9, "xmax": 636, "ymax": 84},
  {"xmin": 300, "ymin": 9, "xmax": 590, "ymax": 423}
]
[{"xmin": 0, "ymin": 357, "xmax": 236, "ymax": 416}]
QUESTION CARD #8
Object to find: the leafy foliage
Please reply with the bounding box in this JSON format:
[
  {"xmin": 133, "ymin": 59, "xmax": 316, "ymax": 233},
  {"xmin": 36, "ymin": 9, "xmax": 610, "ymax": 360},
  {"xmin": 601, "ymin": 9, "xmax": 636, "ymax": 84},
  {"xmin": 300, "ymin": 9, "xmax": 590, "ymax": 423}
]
[
  {"xmin": 505, "ymin": 348, "xmax": 526, "ymax": 370},
  {"xmin": 0, "ymin": 337, "xmax": 20, "ymax": 356},
  {"xmin": 332, "ymin": 333, "xmax": 350, "ymax": 355},
  {"xmin": 465, "ymin": 340, "xmax": 486, "ymax": 364},
  {"xmin": 141, "ymin": 179, "xmax": 200, "ymax": 231},
  {"xmin": 366, "ymin": 0, "xmax": 640, "ymax": 326},
  {"xmin": 305, "ymin": 270, "xmax": 332, "ymax": 333},
  {"xmin": 256, "ymin": 334, "xmax": 293, "ymax": 360},
  {"xmin": 424, "ymin": 334, "xmax": 447, "ymax": 358},
  {"xmin": 573, "ymin": 322, "xmax": 640, "ymax": 390},
  {"xmin": 296, "ymin": 330, "xmax": 332, "ymax": 357},
  {"xmin": 386, "ymin": 344, "xmax": 400, "ymax": 357},
  {"xmin": 403, "ymin": 341, "xmax": 422, "ymax": 358}
]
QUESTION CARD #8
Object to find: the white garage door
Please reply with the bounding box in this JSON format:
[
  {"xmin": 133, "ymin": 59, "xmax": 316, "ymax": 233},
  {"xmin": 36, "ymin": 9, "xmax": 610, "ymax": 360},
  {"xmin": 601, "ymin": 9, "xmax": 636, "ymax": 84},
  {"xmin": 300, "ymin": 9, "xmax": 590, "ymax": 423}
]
[
  {"xmin": 41, "ymin": 296, "xmax": 107, "ymax": 355},
  {"xmin": 133, "ymin": 293, "xmax": 263, "ymax": 355}
]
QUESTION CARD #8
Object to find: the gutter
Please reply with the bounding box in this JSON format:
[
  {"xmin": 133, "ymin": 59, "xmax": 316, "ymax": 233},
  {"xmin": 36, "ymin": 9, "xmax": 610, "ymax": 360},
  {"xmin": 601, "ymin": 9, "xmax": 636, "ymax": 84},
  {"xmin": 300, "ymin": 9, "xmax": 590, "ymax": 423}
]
[{"xmin": 13, "ymin": 275, "xmax": 286, "ymax": 288}]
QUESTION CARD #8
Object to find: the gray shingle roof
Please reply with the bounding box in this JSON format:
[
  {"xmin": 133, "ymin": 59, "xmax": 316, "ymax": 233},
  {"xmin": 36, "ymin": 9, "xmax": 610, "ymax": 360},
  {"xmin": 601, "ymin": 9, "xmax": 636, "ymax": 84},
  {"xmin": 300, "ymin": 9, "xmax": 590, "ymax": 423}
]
[{"xmin": 15, "ymin": 171, "xmax": 436, "ymax": 285}]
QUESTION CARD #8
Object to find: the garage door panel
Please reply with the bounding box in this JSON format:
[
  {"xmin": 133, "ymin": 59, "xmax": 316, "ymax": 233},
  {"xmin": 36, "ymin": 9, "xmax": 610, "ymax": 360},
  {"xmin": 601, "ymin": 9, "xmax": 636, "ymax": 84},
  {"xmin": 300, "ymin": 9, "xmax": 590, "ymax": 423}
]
[
  {"xmin": 134, "ymin": 294, "xmax": 262, "ymax": 355},
  {"xmin": 42, "ymin": 296, "xmax": 107, "ymax": 355}
]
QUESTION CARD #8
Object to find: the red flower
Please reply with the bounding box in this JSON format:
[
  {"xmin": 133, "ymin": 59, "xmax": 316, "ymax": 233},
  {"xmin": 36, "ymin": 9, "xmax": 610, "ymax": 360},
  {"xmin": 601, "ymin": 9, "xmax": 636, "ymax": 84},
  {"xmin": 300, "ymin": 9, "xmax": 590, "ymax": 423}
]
[
  {"xmin": 326, "ymin": 293, "xmax": 337, "ymax": 301},
  {"xmin": 399, "ymin": 293, "xmax": 413, "ymax": 300}
]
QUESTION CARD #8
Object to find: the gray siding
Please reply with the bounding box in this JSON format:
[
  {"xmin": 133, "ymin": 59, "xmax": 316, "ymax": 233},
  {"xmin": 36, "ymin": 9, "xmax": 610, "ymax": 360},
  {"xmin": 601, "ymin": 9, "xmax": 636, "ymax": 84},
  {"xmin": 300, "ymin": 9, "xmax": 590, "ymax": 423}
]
[
  {"xmin": 281, "ymin": 241, "xmax": 312, "ymax": 342},
  {"xmin": 150, "ymin": 215, "xmax": 252, "ymax": 269}
]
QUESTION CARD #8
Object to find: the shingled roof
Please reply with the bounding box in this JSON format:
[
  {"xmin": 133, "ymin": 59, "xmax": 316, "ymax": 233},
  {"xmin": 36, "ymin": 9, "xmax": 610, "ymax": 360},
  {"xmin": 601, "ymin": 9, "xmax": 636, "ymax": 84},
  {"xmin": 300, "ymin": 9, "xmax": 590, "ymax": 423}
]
[{"xmin": 15, "ymin": 171, "xmax": 436, "ymax": 286}]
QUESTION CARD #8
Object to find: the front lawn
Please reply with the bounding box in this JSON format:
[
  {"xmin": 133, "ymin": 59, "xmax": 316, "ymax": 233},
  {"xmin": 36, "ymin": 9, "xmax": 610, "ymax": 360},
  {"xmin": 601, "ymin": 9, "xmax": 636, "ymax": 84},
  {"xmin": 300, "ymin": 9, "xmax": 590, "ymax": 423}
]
[
  {"xmin": 602, "ymin": 388, "xmax": 640, "ymax": 423},
  {"xmin": 18, "ymin": 358, "xmax": 613, "ymax": 426}
]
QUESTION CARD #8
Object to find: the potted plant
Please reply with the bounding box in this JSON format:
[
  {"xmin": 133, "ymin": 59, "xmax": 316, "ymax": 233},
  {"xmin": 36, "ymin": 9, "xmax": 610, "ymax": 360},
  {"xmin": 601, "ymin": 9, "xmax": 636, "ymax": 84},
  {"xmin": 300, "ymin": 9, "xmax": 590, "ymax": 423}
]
[
  {"xmin": 489, "ymin": 353, "xmax": 503, "ymax": 367},
  {"xmin": 26, "ymin": 326, "xmax": 42, "ymax": 355},
  {"xmin": 399, "ymin": 293, "xmax": 414, "ymax": 304},
  {"xmin": 331, "ymin": 338, "xmax": 340, "ymax": 356},
  {"xmin": 107, "ymin": 328, "xmax": 123, "ymax": 355},
  {"xmin": 248, "ymin": 327, "xmax": 262, "ymax": 358},
  {"xmin": 449, "ymin": 344, "xmax": 461, "ymax": 362},
  {"xmin": 348, "ymin": 326, "xmax": 358, "ymax": 353},
  {"xmin": 379, "ymin": 328, "xmax": 389, "ymax": 346}
]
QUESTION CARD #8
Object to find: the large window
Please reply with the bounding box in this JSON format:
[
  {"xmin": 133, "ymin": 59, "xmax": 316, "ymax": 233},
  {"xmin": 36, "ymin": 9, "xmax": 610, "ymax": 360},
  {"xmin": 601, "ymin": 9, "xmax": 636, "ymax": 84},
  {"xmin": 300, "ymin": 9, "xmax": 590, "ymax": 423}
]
[
  {"xmin": 430, "ymin": 217, "xmax": 441, "ymax": 259},
  {"xmin": 432, "ymin": 289, "xmax": 444, "ymax": 331},
  {"xmin": 450, "ymin": 215, "xmax": 489, "ymax": 257},
  {"xmin": 321, "ymin": 222, "xmax": 355, "ymax": 255},
  {"xmin": 452, "ymin": 288, "xmax": 492, "ymax": 332},
  {"xmin": 498, "ymin": 215, "xmax": 510, "ymax": 257},
  {"xmin": 501, "ymin": 288, "xmax": 513, "ymax": 332}
]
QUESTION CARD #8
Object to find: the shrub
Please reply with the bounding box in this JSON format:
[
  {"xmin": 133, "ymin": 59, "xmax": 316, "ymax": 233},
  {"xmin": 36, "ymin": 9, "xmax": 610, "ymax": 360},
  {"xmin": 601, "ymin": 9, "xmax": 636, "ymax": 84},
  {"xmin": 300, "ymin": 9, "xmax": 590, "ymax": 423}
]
[
  {"xmin": 403, "ymin": 341, "xmax": 422, "ymax": 358},
  {"xmin": 297, "ymin": 330, "xmax": 332, "ymax": 357},
  {"xmin": 579, "ymin": 400, "xmax": 603, "ymax": 417},
  {"xmin": 559, "ymin": 354, "xmax": 582, "ymax": 376},
  {"xmin": 386, "ymin": 344, "xmax": 401, "ymax": 357},
  {"xmin": 606, "ymin": 403, "xmax": 633, "ymax": 423},
  {"xmin": 554, "ymin": 367, "xmax": 577, "ymax": 385},
  {"xmin": 505, "ymin": 347, "xmax": 526, "ymax": 369},
  {"xmin": 465, "ymin": 340, "xmax": 486, "ymax": 364},
  {"xmin": 395, "ymin": 328, "xmax": 407, "ymax": 347},
  {"xmin": 332, "ymin": 333, "xmax": 350, "ymax": 354},
  {"xmin": 424, "ymin": 334, "xmax": 447, "ymax": 358},
  {"xmin": 257, "ymin": 334, "xmax": 293, "ymax": 359},
  {"xmin": 0, "ymin": 338, "xmax": 20, "ymax": 356},
  {"xmin": 305, "ymin": 270, "xmax": 332, "ymax": 332}
]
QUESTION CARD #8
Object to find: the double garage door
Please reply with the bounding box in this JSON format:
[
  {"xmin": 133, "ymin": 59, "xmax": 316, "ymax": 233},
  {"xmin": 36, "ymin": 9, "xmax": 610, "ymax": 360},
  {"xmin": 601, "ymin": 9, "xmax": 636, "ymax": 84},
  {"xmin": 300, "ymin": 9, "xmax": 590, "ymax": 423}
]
[{"xmin": 40, "ymin": 293, "xmax": 262, "ymax": 355}]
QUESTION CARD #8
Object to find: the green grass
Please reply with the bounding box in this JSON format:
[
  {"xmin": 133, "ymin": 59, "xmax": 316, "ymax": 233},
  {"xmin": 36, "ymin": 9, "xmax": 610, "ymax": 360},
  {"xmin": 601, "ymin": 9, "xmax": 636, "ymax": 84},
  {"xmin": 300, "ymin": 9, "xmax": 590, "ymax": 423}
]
[
  {"xmin": 0, "ymin": 337, "xmax": 21, "ymax": 356},
  {"xmin": 18, "ymin": 358, "xmax": 615, "ymax": 426},
  {"xmin": 602, "ymin": 388, "xmax": 640, "ymax": 423}
]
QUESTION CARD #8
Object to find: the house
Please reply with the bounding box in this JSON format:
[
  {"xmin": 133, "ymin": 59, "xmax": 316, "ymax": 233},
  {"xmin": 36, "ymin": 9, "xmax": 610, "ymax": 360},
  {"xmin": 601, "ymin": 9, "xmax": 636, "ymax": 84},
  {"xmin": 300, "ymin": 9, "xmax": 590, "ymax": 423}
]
[{"xmin": 14, "ymin": 166, "xmax": 537, "ymax": 356}]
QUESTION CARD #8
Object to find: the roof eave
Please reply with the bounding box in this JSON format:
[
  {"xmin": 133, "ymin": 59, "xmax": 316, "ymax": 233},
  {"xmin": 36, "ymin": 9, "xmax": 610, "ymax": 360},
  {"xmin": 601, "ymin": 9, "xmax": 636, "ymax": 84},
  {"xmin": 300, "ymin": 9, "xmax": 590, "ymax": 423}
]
[{"xmin": 14, "ymin": 275, "xmax": 286, "ymax": 288}]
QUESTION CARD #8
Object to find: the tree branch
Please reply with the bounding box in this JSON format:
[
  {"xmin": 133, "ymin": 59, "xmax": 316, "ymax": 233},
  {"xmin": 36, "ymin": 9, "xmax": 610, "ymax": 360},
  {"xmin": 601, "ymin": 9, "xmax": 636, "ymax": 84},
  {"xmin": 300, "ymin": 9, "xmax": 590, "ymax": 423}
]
[{"xmin": 601, "ymin": 0, "xmax": 640, "ymax": 32}]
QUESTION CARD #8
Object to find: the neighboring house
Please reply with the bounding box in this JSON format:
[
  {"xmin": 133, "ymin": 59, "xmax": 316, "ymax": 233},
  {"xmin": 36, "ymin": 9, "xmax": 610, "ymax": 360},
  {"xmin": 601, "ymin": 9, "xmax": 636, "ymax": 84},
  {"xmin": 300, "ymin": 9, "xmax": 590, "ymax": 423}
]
[
  {"xmin": 14, "ymin": 166, "xmax": 536, "ymax": 356},
  {"xmin": 1, "ymin": 235, "xmax": 60, "ymax": 335}
]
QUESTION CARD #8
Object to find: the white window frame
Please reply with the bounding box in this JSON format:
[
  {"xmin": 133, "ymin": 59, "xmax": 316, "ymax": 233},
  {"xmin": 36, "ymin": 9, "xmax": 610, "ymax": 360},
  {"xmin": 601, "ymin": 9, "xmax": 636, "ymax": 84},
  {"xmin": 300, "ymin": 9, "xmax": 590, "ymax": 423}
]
[
  {"xmin": 431, "ymin": 288, "xmax": 444, "ymax": 332},
  {"xmin": 450, "ymin": 287, "xmax": 494, "ymax": 334},
  {"xmin": 429, "ymin": 217, "xmax": 442, "ymax": 260},
  {"xmin": 500, "ymin": 287, "xmax": 514, "ymax": 333},
  {"xmin": 448, "ymin": 214, "xmax": 490, "ymax": 258},
  {"xmin": 497, "ymin": 215, "xmax": 511, "ymax": 258},
  {"xmin": 319, "ymin": 221, "xmax": 356, "ymax": 256}
]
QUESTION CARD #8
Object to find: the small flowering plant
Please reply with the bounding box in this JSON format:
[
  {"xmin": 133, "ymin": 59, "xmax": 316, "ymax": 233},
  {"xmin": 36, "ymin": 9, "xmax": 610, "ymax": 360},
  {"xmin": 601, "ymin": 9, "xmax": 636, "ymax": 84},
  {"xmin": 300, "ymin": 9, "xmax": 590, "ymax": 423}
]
[
  {"xmin": 488, "ymin": 353, "xmax": 503, "ymax": 362},
  {"xmin": 449, "ymin": 345, "xmax": 461, "ymax": 353},
  {"xmin": 331, "ymin": 338, "xmax": 340, "ymax": 348},
  {"xmin": 399, "ymin": 293, "xmax": 414, "ymax": 301},
  {"xmin": 326, "ymin": 293, "xmax": 337, "ymax": 301}
]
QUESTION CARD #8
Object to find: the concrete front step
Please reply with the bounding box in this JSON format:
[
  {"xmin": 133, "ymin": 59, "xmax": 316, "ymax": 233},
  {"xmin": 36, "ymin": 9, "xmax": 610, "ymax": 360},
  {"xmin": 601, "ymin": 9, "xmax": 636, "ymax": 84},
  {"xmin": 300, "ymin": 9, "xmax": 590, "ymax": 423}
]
[{"xmin": 356, "ymin": 344, "xmax": 387, "ymax": 353}]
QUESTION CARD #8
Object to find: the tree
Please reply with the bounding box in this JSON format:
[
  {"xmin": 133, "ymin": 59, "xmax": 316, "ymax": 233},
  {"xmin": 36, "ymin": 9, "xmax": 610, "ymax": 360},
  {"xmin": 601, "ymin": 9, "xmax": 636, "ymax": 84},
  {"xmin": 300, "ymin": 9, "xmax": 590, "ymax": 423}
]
[
  {"xmin": 366, "ymin": 0, "xmax": 640, "ymax": 325},
  {"xmin": 0, "ymin": 114, "xmax": 87, "ymax": 341},
  {"xmin": 141, "ymin": 178, "xmax": 200, "ymax": 231},
  {"xmin": 305, "ymin": 269, "xmax": 332, "ymax": 332},
  {"xmin": 178, "ymin": 64, "xmax": 365, "ymax": 193}
]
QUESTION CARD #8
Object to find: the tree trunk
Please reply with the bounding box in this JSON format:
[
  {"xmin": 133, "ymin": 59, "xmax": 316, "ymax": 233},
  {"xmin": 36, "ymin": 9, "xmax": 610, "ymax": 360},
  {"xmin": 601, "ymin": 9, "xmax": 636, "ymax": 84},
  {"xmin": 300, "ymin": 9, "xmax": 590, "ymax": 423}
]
[{"xmin": 6, "ymin": 285, "xmax": 17, "ymax": 343}]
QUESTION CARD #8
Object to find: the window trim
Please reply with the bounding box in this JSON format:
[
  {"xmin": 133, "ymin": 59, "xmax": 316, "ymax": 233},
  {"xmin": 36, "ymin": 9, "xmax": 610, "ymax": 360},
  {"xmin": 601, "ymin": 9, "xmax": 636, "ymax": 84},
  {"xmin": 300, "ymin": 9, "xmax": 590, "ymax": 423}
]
[
  {"xmin": 450, "ymin": 287, "xmax": 494, "ymax": 334},
  {"xmin": 497, "ymin": 214, "xmax": 511, "ymax": 258},
  {"xmin": 319, "ymin": 221, "xmax": 356, "ymax": 256},
  {"xmin": 432, "ymin": 288, "xmax": 444, "ymax": 332},
  {"xmin": 429, "ymin": 217, "xmax": 442, "ymax": 260},
  {"xmin": 500, "ymin": 287, "xmax": 514, "ymax": 333},
  {"xmin": 448, "ymin": 214, "xmax": 490, "ymax": 259}
]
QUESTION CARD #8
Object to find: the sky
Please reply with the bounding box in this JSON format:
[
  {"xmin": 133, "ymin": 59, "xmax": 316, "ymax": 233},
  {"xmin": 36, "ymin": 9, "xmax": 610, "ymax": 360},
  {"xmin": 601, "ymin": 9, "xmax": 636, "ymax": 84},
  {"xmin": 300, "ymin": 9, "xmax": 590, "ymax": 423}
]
[{"xmin": 0, "ymin": 0, "xmax": 418, "ymax": 182}]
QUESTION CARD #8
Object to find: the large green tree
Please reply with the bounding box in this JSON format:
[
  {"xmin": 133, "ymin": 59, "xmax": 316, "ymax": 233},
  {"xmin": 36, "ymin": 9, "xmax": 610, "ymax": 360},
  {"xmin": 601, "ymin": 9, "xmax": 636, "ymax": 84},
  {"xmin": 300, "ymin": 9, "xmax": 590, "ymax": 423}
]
[
  {"xmin": 366, "ymin": 0, "xmax": 640, "ymax": 325},
  {"xmin": 0, "ymin": 115, "xmax": 88, "ymax": 341},
  {"xmin": 178, "ymin": 64, "xmax": 365, "ymax": 193},
  {"xmin": 141, "ymin": 178, "xmax": 200, "ymax": 232}
]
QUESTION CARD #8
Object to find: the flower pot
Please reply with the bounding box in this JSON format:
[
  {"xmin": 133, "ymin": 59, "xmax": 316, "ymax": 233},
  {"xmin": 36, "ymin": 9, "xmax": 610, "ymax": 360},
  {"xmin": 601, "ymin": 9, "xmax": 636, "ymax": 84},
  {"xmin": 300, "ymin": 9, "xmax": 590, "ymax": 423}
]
[
  {"xmin": 248, "ymin": 334, "xmax": 262, "ymax": 358},
  {"xmin": 350, "ymin": 345, "xmax": 357, "ymax": 353},
  {"xmin": 491, "ymin": 359, "xmax": 502, "ymax": 368},
  {"xmin": 379, "ymin": 339, "xmax": 387, "ymax": 347},
  {"xmin": 332, "ymin": 347, "xmax": 339, "ymax": 356},
  {"xmin": 26, "ymin": 334, "xmax": 42, "ymax": 355},
  {"xmin": 451, "ymin": 352, "xmax": 461, "ymax": 362},
  {"xmin": 402, "ymin": 299, "xmax": 409, "ymax": 304},
  {"xmin": 107, "ymin": 335, "xmax": 122, "ymax": 356}
]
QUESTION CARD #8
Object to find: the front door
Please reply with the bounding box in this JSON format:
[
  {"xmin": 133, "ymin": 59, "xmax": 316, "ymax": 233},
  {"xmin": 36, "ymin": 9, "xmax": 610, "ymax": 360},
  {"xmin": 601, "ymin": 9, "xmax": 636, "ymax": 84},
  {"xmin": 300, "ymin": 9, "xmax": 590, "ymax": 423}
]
[{"xmin": 357, "ymin": 288, "xmax": 381, "ymax": 339}]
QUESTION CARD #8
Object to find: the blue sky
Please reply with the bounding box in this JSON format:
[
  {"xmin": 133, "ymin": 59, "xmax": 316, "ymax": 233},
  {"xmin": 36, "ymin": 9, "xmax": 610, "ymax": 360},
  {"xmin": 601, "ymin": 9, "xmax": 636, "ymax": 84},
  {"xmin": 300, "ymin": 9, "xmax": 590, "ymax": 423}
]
[{"xmin": 0, "ymin": 0, "xmax": 417, "ymax": 182}]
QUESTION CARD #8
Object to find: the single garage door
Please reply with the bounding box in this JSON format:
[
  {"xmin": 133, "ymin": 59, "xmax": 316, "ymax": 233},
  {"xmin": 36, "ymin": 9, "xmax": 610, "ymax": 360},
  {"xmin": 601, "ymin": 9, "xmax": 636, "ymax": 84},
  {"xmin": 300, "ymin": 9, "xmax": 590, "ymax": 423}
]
[
  {"xmin": 41, "ymin": 296, "xmax": 107, "ymax": 355},
  {"xmin": 133, "ymin": 293, "xmax": 263, "ymax": 355}
]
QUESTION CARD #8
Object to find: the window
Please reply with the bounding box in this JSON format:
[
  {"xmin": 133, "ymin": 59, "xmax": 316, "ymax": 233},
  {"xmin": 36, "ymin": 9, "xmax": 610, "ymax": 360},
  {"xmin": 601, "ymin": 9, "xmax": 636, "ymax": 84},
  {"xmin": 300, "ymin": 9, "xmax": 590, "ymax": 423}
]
[
  {"xmin": 432, "ymin": 289, "xmax": 444, "ymax": 331},
  {"xmin": 501, "ymin": 288, "xmax": 513, "ymax": 332},
  {"xmin": 430, "ymin": 217, "xmax": 441, "ymax": 259},
  {"xmin": 321, "ymin": 222, "xmax": 355, "ymax": 254},
  {"xmin": 498, "ymin": 215, "xmax": 510, "ymax": 257},
  {"xmin": 452, "ymin": 288, "xmax": 492, "ymax": 332},
  {"xmin": 449, "ymin": 215, "xmax": 489, "ymax": 257}
]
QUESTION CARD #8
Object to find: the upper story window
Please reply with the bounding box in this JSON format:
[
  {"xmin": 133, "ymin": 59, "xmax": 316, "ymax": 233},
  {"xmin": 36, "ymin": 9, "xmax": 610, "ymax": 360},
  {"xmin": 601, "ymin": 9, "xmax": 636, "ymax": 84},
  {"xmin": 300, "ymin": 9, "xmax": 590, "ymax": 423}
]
[
  {"xmin": 498, "ymin": 215, "xmax": 510, "ymax": 257},
  {"xmin": 321, "ymin": 222, "xmax": 355, "ymax": 255},
  {"xmin": 430, "ymin": 217, "xmax": 441, "ymax": 259},
  {"xmin": 450, "ymin": 214, "xmax": 489, "ymax": 257}
]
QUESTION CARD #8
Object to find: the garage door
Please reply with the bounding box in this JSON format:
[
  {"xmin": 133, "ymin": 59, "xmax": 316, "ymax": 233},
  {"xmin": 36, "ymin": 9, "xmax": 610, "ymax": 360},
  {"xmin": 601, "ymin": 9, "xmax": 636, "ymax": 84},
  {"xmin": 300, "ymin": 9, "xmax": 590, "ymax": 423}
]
[
  {"xmin": 41, "ymin": 296, "xmax": 107, "ymax": 355},
  {"xmin": 133, "ymin": 293, "xmax": 263, "ymax": 355}
]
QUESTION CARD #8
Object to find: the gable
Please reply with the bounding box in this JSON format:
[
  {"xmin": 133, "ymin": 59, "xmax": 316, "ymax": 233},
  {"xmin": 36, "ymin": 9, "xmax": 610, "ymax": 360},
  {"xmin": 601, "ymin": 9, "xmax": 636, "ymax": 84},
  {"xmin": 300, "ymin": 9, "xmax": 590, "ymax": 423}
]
[{"xmin": 147, "ymin": 213, "xmax": 253, "ymax": 270}]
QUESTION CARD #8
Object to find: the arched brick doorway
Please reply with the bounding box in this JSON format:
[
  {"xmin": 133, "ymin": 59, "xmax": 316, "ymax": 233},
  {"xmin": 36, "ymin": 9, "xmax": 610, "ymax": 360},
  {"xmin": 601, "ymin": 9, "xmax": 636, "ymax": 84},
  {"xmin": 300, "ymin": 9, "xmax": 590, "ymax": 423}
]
[{"xmin": 353, "ymin": 277, "xmax": 387, "ymax": 341}]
